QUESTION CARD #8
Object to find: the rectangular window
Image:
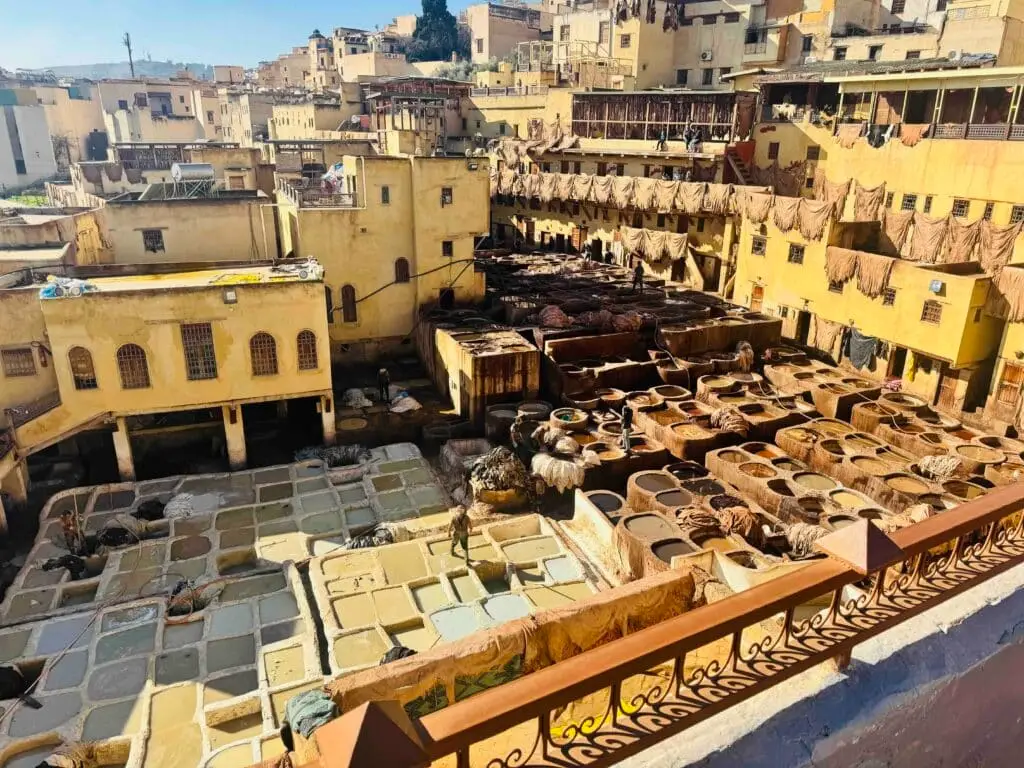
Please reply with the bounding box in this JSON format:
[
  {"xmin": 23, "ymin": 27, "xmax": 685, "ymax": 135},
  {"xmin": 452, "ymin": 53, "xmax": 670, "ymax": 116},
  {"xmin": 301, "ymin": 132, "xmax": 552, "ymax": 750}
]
[
  {"xmin": 657, "ymin": 214, "xmax": 666, "ymax": 227},
  {"xmin": 441, "ymin": 187, "xmax": 453, "ymax": 206},
  {"xmin": 923, "ymin": 196, "xmax": 933, "ymax": 213},
  {"xmin": 984, "ymin": 202, "xmax": 995, "ymax": 220},
  {"xmin": 892, "ymin": 0, "xmax": 906, "ymax": 12},
  {"xmin": 767, "ymin": 142, "xmax": 780, "ymax": 160},
  {"xmin": 751, "ymin": 236, "xmax": 767, "ymax": 256},
  {"xmin": 828, "ymin": 280, "xmax": 845, "ymax": 294},
  {"xmin": 701, "ymin": 68, "xmax": 713, "ymax": 86},
  {"xmin": 499, "ymin": 124, "xmax": 506, "ymax": 135},
  {"xmin": 180, "ymin": 323, "xmax": 218, "ymax": 381},
  {"xmin": 921, "ymin": 300, "xmax": 943, "ymax": 324},
  {"xmin": 142, "ymin": 229, "xmax": 165, "ymax": 253},
  {"xmin": 805, "ymin": 176, "xmax": 815, "ymax": 189},
  {"xmin": 787, "ymin": 244, "xmax": 805, "ymax": 264},
  {"xmin": 620, "ymin": 34, "xmax": 632, "ymax": 48},
  {"xmin": 118, "ymin": 99, "xmax": 129, "ymax": 110},
  {"xmin": 560, "ymin": 25, "xmax": 570, "ymax": 41},
  {"xmin": 560, "ymin": 161, "xmax": 570, "ymax": 174},
  {"xmin": 697, "ymin": 218, "xmax": 705, "ymax": 232},
  {"xmin": 834, "ymin": 47, "xmax": 847, "ymax": 61},
  {"xmin": 719, "ymin": 67, "xmax": 731, "ymax": 80},
  {"xmin": 381, "ymin": 186, "xmax": 390, "ymax": 205},
  {"xmin": 573, "ymin": 162, "xmax": 581, "ymax": 174},
  {"xmin": 206, "ymin": 110, "xmax": 214, "ymax": 124},
  {"xmin": 936, "ymin": 0, "xmax": 947, "ymax": 10},
  {"xmin": 676, "ymin": 69, "xmax": 688, "ymax": 85},
  {"xmin": 681, "ymin": 17, "xmax": 693, "ymax": 26},
  {"xmin": 615, "ymin": 163, "xmax": 625, "ymax": 175},
  {"xmin": 179, "ymin": 95, "xmax": 185, "ymax": 103},
  {"xmin": 997, "ymin": 362, "xmax": 1024, "ymax": 406},
  {"xmin": 461, "ymin": 117, "xmax": 467, "ymax": 131},
  {"xmin": 442, "ymin": 240, "xmax": 454, "ymax": 258},
  {"xmin": 1, "ymin": 348, "xmax": 36, "ymax": 377},
  {"xmin": 542, "ymin": 162, "xmax": 552, "ymax": 173},
  {"xmin": 952, "ymin": 198, "xmax": 970, "ymax": 217},
  {"xmin": 806, "ymin": 146, "xmax": 820, "ymax": 161},
  {"xmin": 597, "ymin": 162, "xmax": 608, "ymax": 176},
  {"xmin": 476, "ymin": 38, "xmax": 483, "ymax": 53},
  {"xmin": 14, "ymin": 159, "xmax": 25, "ymax": 175},
  {"xmin": 906, "ymin": 50, "xmax": 921, "ymax": 60},
  {"xmin": 885, "ymin": 191, "xmax": 895, "ymax": 208},
  {"xmin": 724, "ymin": 12, "xmax": 741, "ymax": 22},
  {"xmin": 598, "ymin": 21, "xmax": 610, "ymax": 44},
  {"xmin": 802, "ymin": 35, "xmax": 813, "ymax": 53},
  {"xmin": 1010, "ymin": 205, "xmax": 1024, "ymax": 223},
  {"xmin": 883, "ymin": 288, "xmax": 897, "ymax": 306},
  {"xmin": 901, "ymin": 194, "xmax": 917, "ymax": 212},
  {"xmin": 868, "ymin": 45, "xmax": 883, "ymax": 61}
]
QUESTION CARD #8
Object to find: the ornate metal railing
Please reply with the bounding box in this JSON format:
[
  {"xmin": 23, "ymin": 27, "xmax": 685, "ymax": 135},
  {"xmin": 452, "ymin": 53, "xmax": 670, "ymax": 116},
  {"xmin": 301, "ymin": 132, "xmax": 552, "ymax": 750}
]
[
  {"xmin": 277, "ymin": 179, "xmax": 357, "ymax": 209},
  {"xmin": 307, "ymin": 483, "xmax": 1024, "ymax": 768}
]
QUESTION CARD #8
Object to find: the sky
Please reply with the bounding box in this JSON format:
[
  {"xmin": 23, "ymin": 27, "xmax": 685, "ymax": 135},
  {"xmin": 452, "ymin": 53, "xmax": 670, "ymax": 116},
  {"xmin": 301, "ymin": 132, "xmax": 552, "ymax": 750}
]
[{"xmin": 0, "ymin": 0, "xmax": 476, "ymax": 70}]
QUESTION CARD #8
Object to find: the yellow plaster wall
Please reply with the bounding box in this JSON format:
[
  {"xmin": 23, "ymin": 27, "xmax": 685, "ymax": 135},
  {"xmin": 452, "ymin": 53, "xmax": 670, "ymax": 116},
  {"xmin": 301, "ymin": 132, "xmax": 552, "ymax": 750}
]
[
  {"xmin": 104, "ymin": 197, "xmax": 275, "ymax": 264},
  {"xmin": 0, "ymin": 289, "xmax": 58, "ymax": 411},
  {"xmin": 38, "ymin": 281, "xmax": 332, "ymax": 419},
  {"xmin": 733, "ymin": 216, "xmax": 1002, "ymax": 368},
  {"xmin": 33, "ymin": 85, "xmax": 106, "ymax": 164}
]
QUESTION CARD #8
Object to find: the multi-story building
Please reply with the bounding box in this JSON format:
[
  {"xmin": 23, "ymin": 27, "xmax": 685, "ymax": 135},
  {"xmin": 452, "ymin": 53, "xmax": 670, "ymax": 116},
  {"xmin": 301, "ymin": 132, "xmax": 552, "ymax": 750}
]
[
  {"xmin": 257, "ymin": 47, "xmax": 310, "ymax": 89},
  {"xmin": 219, "ymin": 89, "xmax": 277, "ymax": 146},
  {"xmin": 213, "ymin": 65, "xmax": 246, "ymax": 84},
  {"xmin": 275, "ymin": 154, "xmax": 489, "ymax": 361},
  {"xmin": 0, "ymin": 87, "xmax": 59, "ymax": 191},
  {"xmin": 465, "ymin": 2, "xmax": 548, "ymax": 65},
  {"xmin": 307, "ymin": 29, "xmax": 342, "ymax": 90}
]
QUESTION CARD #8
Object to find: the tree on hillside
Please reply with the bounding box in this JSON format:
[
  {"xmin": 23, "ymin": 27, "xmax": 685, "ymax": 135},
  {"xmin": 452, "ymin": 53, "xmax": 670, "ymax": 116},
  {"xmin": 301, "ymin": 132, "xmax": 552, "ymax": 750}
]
[{"xmin": 408, "ymin": 0, "xmax": 469, "ymax": 62}]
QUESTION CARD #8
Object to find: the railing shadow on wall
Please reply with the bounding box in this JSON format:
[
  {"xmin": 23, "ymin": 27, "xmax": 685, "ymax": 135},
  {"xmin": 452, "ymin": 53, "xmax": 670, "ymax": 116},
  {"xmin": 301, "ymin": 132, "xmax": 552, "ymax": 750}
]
[{"xmin": 301, "ymin": 482, "xmax": 1024, "ymax": 768}]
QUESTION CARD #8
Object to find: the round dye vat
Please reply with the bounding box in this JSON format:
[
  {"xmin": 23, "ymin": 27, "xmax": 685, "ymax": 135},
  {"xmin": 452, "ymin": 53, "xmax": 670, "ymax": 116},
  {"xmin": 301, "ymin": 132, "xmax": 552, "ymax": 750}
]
[
  {"xmin": 631, "ymin": 438, "xmax": 656, "ymax": 453},
  {"xmin": 821, "ymin": 383, "xmax": 850, "ymax": 394},
  {"xmin": 896, "ymin": 423, "xmax": 925, "ymax": 434},
  {"xmin": 793, "ymin": 473, "xmax": 838, "ymax": 491},
  {"xmin": 828, "ymin": 514, "xmax": 858, "ymax": 530},
  {"xmin": 956, "ymin": 444, "xmax": 1004, "ymax": 463},
  {"xmin": 784, "ymin": 428, "xmax": 819, "ymax": 444},
  {"xmin": 665, "ymin": 462, "xmax": 708, "ymax": 480},
  {"xmin": 830, "ymin": 489, "xmax": 866, "ymax": 509},
  {"xmin": 716, "ymin": 449, "xmax": 748, "ymax": 464},
  {"xmin": 700, "ymin": 376, "xmax": 733, "ymax": 389},
  {"xmin": 574, "ymin": 433, "xmax": 598, "ymax": 446},
  {"xmin": 845, "ymin": 434, "xmax": 882, "ymax": 450},
  {"xmin": 766, "ymin": 479, "xmax": 796, "ymax": 497},
  {"xmin": 710, "ymin": 494, "xmax": 748, "ymax": 511},
  {"xmin": 727, "ymin": 551, "xmax": 758, "ymax": 569},
  {"xmin": 739, "ymin": 462, "xmax": 777, "ymax": 479},
  {"xmin": 818, "ymin": 439, "xmax": 845, "ymax": 456},
  {"xmin": 681, "ymin": 478, "xmax": 725, "ymax": 497},
  {"xmin": 942, "ymin": 480, "xmax": 986, "ymax": 500},
  {"xmin": 858, "ymin": 508, "xmax": 885, "ymax": 521},
  {"xmin": 587, "ymin": 491, "xmax": 623, "ymax": 514},
  {"xmin": 651, "ymin": 385, "xmax": 690, "ymax": 401},
  {"xmin": 745, "ymin": 442, "xmax": 778, "ymax": 459},
  {"xmin": 634, "ymin": 472, "xmax": 678, "ymax": 493},
  {"xmin": 881, "ymin": 392, "xmax": 927, "ymax": 410},
  {"xmin": 692, "ymin": 534, "xmax": 736, "ymax": 553},
  {"xmin": 816, "ymin": 420, "xmax": 854, "ymax": 436},
  {"xmin": 862, "ymin": 402, "xmax": 898, "ymax": 416},
  {"xmin": 591, "ymin": 443, "xmax": 625, "ymax": 462},
  {"xmin": 651, "ymin": 538, "xmax": 697, "ymax": 563},
  {"xmin": 772, "ymin": 458, "xmax": 803, "ymax": 472},
  {"xmin": 885, "ymin": 474, "xmax": 929, "ymax": 494},
  {"xmin": 624, "ymin": 514, "xmax": 678, "ymax": 541},
  {"xmin": 793, "ymin": 371, "xmax": 815, "ymax": 380},
  {"xmin": 796, "ymin": 497, "xmax": 824, "ymax": 522},
  {"xmin": 654, "ymin": 489, "xmax": 693, "ymax": 508},
  {"xmin": 919, "ymin": 432, "xmax": 945, "ymax": 445}
]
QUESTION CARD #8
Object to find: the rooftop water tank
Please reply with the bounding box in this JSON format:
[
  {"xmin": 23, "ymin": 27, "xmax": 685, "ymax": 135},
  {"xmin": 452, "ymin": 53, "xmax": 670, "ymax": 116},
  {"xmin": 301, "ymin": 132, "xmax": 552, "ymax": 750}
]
[{"xmin": 171, "ymin": 162, "xmax": 215, "ymax": 182}]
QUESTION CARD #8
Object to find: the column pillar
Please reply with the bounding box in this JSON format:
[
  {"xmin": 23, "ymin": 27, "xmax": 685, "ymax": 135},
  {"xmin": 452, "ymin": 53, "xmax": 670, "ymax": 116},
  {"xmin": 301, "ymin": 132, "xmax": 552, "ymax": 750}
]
[
  {"xmin": 320, "ymin": 394, "xmax": 336, "ymax": 447},
  {"xmin": 719, "ymin": 216, "xmax": 737, "ymax": 294},
  {"xmin": 112, "ymin": 417, "xmax": 136, "ymax": 481},
  {"xmin": 222, "ymin": 405, "xmax": 247, "ymax": 471}
]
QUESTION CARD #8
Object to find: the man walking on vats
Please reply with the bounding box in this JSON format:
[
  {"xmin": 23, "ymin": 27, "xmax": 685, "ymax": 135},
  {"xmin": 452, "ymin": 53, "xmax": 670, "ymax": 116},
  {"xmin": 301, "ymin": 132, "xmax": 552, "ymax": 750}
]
[
  {"xmin": 377, "ymin": 366, "xmax": 391, "ymax": 404},
  {"xmin": 509, "ymin": 414, "xmax": 535, "ymax": 468},
  {"xmin": 621, "ymin": 403, "xmax": 634, "ymax": 454},
  {"xmin": 632, "ymin": 260, "xmax": 644, "ymax": 294},
  {"xmin": 449, "ymin": 505, "xmax": 472, "ymax": 564}
]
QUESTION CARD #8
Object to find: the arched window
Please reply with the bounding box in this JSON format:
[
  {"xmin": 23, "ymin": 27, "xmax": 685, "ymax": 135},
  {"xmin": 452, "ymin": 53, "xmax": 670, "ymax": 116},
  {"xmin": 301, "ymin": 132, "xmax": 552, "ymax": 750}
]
[
  {"xmin": 297, "ymin": 330, "xmax": 318, "ymax": 371},
  {"xmin": 249, "ymin": 332, "xmax": 278, "ymax": 376},
  {"xmin": 68, "ymin": 346, "xmax": 98, "ymax": 390},
  {"xmin": 394, "ymin": 258, "xmax": 410, "ymax": 283},
  {"xmin": 116, "ymin": 344, "xmax": 150, "ymax": 389},
  {"xmin": 325, "ymin": 285, "xmax": 334, "ymax": 324},
  {"xmin": 341, "ymin": 284, "xmax": 357, "ymax": 323}
]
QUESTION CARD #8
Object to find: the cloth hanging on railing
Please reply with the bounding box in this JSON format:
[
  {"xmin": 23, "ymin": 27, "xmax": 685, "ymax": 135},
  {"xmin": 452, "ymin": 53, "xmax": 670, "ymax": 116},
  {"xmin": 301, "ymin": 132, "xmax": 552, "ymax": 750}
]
[
  {"xmin": 522, "ymin": 173, "xmax": 541, "ymax": 199},
  {"xmin": 539, "ymin": 173, "xmax": 557, "ymax": 202},
  {"xmin": 856, "ymin": 252, "xmax": 895, "ymax": 299},
  {"xmin": 621, "ymin": 226, "xmax": 645, "ymax": 253},
  {"xmin": 944, "ymin": 217, "xmax": 981, "ymax": 264},
  {"xmin": 555, "ymin": 173, "xmax": 574, "ymax": 200},
  {"xmin": 498, "ymin": 169, "xmax": 516, "ymax": 195},
  {"xmin": 772, "ymin": 197, "xmax": 801, "ymax": 232},
  {"xmin": 853, "ymin": 181, "xmax": 886, "ymax": 221},
  {"xmin": 666, "ymin": 232, "xmax": 687, "ymax": 260},
  {"xmin": 847, "ymin": 328, "xmax": 878, "ymax": 370},
  {"xmin": 797, "ymin": 199, "xmax": 834, "ymax": 240},
  {"xmin": 811, "ymin": 316, "xmax": 845, "ymax": 356},
  {"xmin": 825, "ymin": 247, "xmax": 859, "ymax": 284},
  {"xmin": 882, "ymin": 210, "xmax": 914, "ymax": 252},
  {"xmin": 900, "ymin": 124, "xmax": 931, "ymax": 147},
  {"xmin": 655, "ymin": 179, "xmax": 678, "ymax": 211},
  {"xmin": 611, "ymin": 176, "xmax": 636, "ymax": 208},
  {"xmin": 990, "ymin": 266, "xmax": 1024, "ymax": 321},
  {"xmin": 510, "ymin": 173, "xmax": 525, "ymax": 197},
  {"xmin": 979, "ymin": 219, "xmax": 1023, "ymax": 275},
  {"xmin": 907, "ymin": 213, "xmax": 949, "ymax": 263},
  {"xmin": 489, "ymin": 170, "xmax": 500, "ymax": 197},
  {"xmin": 737, "ymin": 191, "xmax": 773, "ymax": 223},
  {"xmin": 633, "ymin": 177, "xmax": 657, "ymax": 211},
  {"xmin": 644, "ymin": 229, "xmax": 668, "ymax": 260},
  {"xmin": 703, "ymin": 183, "xmax": 733, "ymax": 216},
  {"xmin": 590, "ymin": 175, "xmax": 613, "ymax": 205},
  {"xmin": 676, "ymin": 182, "xmax": 706, "ymax": 215},
  {"xmin": 836, "ymin": 123, "xmax": 863, "ymax": 149},
  {"xmin": 572, "ymin": 174, "xmax": 594, "ymax": 202},
  {"xmin": 820, "ymin": 178, "xmax": 851, "ymax": 219}
]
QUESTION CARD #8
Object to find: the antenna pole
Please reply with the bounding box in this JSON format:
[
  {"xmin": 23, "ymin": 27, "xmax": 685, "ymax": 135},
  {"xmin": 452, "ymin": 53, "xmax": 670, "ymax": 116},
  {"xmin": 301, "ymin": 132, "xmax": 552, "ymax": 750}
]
[{"xmin": 123, "ymin": 32, "xmax": 135, "ymax": 78}]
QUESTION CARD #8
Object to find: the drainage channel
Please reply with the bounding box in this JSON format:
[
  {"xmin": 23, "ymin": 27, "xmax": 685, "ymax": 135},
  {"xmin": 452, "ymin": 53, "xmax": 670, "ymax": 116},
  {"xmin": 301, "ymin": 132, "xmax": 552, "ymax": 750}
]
[{"xmin": 297, "ymin": 562, "xmax": 332, "ymax": 675}]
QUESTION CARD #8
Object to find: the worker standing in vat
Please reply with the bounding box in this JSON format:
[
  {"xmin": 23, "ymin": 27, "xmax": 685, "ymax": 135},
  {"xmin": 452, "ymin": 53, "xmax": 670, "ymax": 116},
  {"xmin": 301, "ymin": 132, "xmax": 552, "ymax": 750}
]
[
  {"xmin": 621, "ymin": 404, "xmax": 634, "ymax": 454},
  {"xmin": 377, "ymin": 367, "xmax": 391, "ymax": 404},
  {"xmin": 449, "ymin": 505, "xmax": 472, "ymax": 564},
  {"xmin": 632, "ymin": 261, "xmax": 644, "ymax": 294}
]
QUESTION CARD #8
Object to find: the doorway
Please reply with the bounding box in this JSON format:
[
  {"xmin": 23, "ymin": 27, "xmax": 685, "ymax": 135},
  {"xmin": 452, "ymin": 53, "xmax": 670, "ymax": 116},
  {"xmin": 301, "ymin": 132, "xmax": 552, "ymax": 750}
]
[
  {"xmin": 524, "ymin": 219, "xmax": 535, "ymax": 245},
  {"xmin": 889, "ymin": 346, "xmax": 908, "ymax": 378},
  {"xmin": 795, "ymin": 310, "xmax": 811, "ymax": 345},
  {"xmin": 555, "ymin": 233, "xmax": 566, "ymax": 251},
  {"xmin": 591, "ymin": 237, "xmax": 603, "ymax": 261},
  {"xmin": 750, "ymin": 284, "xmax": 764, "ymax": 311}
]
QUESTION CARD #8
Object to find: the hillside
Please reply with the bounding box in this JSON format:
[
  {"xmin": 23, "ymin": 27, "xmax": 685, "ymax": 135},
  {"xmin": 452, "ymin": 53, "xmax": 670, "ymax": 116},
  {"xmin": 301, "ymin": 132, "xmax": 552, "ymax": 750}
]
[{"xmin": 21, "ymin": 60, "xmax": 214, "ymax": 81}]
